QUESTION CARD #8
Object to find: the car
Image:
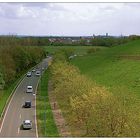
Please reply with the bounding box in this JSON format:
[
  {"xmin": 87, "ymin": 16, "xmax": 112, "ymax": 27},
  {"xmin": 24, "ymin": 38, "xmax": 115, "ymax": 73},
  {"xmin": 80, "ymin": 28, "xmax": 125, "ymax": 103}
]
[
  {"xmin": 24, "ymin": 101, "xmax": 31, "ymax": 108},
  {"xmin": 32, "ymin": 69, "xmax": 36, "ymax": 72},
  {"xmin": 26, "ymin": 86, "xmax": 33, "ymax": 93},
  {"xmin": 23, "ymin": 120, "xmax": 32, "ymax": 129},
  {"xmin": 35, "ymin": 70, "xmax": 41, "ymax": 76},
  {"xmin": 27, "ymin": 72, "xmax": 32, "ymax": 77}
]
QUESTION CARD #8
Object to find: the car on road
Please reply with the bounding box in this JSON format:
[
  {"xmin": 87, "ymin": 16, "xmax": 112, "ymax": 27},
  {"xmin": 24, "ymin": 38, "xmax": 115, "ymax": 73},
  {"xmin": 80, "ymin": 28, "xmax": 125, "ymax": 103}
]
[
  {"xmin": 26, "ymin": 86, "xmax": 33, "ymax": 93},
  {"xmin": 23, "ymin": 120, "xmax": 32, "ymax": 129},
  {"xmin": 27, "ymin": 72, "xmax": 32, "ymax": 77},
  {"xmin": 24, "ymin": 101, "xmax": 31, "ymax": 108},
  {"xmin": 35, "ymin": 70, "xmax": 41, "ymax": 76},
  {"xmin": 32, "ymin": 69, "xmax": 36, "ymax": 72}
]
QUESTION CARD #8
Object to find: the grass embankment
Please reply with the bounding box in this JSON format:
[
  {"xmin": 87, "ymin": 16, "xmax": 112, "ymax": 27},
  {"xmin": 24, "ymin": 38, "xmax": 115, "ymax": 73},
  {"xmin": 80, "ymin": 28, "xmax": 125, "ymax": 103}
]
[
  {"xmin": 0, "ymin": 68, "xmax": 31, "ymax": 117},
  {"xmin": 50, "ymin": 48, "xmax": 140, "ymax": 137},
  {"xmin": 71, "ymin": 39, "xmax": 140, "ymax": 97},
  {"xmin": 36, "ymin": 69, "xmax": 59, "ymax": 137},
  {"xmin": 44, "ymin": 46, "xmax": 106, "ymax": 55},
  {"xmin": 0, "ymin": 78, "xmax": 21, "ymax": 116}
]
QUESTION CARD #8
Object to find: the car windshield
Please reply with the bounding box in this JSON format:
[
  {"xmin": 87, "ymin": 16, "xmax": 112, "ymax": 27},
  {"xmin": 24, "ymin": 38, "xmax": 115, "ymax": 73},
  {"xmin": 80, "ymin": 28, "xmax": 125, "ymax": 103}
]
[{"xmin": 25, "ymin": 123, "xmax": 31, "ymax": 125}]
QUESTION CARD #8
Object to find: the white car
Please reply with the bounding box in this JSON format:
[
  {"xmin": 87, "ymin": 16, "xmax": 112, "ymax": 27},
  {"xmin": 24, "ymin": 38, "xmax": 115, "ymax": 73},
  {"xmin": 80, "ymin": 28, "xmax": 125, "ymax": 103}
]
[
  {"xmin": 32, "ymin": 69, "xmax": 36, "ymax": 72},
  {"xmin": 35, "ymin": 71, "xmax": 41, "ymax": 76},
  {"xmin": 23, "ymin": 120, "xmax": 32, "ymax": 129},
  {"xmin": 27, "ymin": 72, "xmax": 32, "ymax": 77},
  {"xmin": 26, "ymin": 86, "xmax": 33, "ymax": 93}
]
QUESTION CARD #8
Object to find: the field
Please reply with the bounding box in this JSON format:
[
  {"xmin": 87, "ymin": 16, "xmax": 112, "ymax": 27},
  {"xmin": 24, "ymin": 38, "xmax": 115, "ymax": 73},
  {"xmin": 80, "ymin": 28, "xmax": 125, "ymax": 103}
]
[
  {"xmin": 44, "ymin": 46, "xmax": 106, "ymax": 55},
  {"xmin": 71, "ymin": 39, "xmax": 140, "ymax": 97}
]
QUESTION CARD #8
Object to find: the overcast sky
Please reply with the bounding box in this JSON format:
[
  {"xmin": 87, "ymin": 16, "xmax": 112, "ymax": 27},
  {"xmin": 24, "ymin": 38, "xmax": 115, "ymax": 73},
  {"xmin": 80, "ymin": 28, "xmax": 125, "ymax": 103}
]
[{"xmin": 0, "ymin": 3, "xmax": 140, "ymax": 36}]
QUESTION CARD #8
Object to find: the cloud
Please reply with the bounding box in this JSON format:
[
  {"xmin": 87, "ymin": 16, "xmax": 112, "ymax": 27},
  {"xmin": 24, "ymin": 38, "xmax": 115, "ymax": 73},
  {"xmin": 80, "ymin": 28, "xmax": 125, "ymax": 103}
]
[{"xmin": 0, "ymin": 3, "xmax": 140, "ymax": 36}]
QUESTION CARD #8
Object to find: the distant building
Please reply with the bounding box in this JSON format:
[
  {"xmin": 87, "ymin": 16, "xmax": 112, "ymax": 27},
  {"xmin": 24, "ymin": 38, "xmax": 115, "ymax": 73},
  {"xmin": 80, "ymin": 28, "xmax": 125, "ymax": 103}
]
[{"xmin": 106, "ymin": 33, "xmax": 108, "ymax": 37}]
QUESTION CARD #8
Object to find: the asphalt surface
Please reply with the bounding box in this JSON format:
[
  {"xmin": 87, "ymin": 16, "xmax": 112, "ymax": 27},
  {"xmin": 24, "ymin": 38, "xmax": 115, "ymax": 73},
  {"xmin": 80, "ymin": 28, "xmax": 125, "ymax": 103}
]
[{"xmin": 0, "ymin": 58, "xmax": 49, "ymax": 138}]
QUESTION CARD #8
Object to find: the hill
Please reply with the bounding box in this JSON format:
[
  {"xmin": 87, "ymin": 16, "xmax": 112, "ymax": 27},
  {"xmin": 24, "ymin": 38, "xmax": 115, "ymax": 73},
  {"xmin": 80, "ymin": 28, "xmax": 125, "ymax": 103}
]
[{"xmin": 71, "ymin": 39, "xmax": 140, "ymax": 96}]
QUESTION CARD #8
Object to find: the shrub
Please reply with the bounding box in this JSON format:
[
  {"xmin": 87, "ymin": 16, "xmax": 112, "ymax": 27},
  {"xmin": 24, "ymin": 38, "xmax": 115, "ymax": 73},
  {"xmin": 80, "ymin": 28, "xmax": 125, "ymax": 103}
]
[{"xmin": 50, "ymin": 50, "xmax": 140, "ymax": 137}]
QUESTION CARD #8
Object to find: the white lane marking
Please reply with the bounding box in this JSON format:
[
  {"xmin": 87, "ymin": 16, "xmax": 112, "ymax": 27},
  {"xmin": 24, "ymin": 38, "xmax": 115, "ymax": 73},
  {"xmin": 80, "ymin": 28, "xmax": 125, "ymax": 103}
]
[
  {"xmin": 34, "ymin": 58, "xmax": 49, "ymax": 137},
  {"xmin": 35, "ymin": 70, "xmax": 42, "ymax": 138},
  {"xmin": 18, "ymin": 127, "xmax": 20, "ymax": 134},
  {"xmin": 0, "ymin": 75, "xmax": 26, "ymax": 133}
]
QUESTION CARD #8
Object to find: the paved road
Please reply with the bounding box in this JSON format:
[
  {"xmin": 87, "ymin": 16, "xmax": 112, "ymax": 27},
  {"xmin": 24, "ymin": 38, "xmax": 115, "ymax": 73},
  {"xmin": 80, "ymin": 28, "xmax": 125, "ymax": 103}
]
[{"xmin": 0, "ymin": 58, "xmax": 49, "ymax": 138}]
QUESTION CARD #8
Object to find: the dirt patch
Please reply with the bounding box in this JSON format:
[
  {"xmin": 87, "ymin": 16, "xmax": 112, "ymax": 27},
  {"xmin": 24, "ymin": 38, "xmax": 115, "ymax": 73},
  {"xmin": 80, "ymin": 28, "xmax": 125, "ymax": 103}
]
[
  {"xmin": 48, "ymin": 80, "xmax": 71, "ymax": 137},
  {"xmin": 119, "ymin": 55, "xmax": 140, "ymax": 60}
]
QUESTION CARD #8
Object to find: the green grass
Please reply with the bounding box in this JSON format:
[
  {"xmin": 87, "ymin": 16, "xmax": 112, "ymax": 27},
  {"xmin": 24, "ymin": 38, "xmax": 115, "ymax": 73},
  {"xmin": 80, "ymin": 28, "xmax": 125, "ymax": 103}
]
[
  {"xmin": 0, "ymin": 69, "xmax": 30, "ymax": 117},
  {"xmin": 44, "ymin": 46, "xmax": 107, "ymax": 55},
  {"xmin": 0, "ymin": 78, "xmax": 21, "ymax": 116},
  {"xmin": 36, "ymin": 69, "xmax": 59, "ymax": 137},
  {"xmin": 71, "ymin": 39, "xmax": 140, "ymax": 97},
  {"xmin": 0, "ymin": 64, "xmax": 39, "ymax": 117}
]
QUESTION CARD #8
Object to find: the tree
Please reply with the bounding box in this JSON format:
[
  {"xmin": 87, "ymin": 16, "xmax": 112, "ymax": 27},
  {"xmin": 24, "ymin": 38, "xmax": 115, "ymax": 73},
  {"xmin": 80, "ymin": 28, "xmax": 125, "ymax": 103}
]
[
  {"xmin": 70, "ymin": 89, "xmax": 140, "ymax": 137},
  {"xmin": 0, "ymin": 65, "xmax": 5, "ymax": 89},
  {"xmin": 50, "ymin": 49, "xmax": 140, "ymax": 137}
]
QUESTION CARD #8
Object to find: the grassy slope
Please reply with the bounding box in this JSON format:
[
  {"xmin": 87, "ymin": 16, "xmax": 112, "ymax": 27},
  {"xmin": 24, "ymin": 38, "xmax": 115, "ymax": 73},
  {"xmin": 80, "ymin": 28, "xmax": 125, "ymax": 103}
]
[
  {"xmin": 44, "ymin": 46, "xmax": 106, "ymax": 55},
  {"xmin": 71, "ymin": 40, "xmax": 140, "ymax": 97},
  {"xmin": 0, "ymin": 78, "xmax": 20, "ymax": 115},
  {"xmin": 0, "ymin": 69, "xmax": 30, "ymax": 116},
  {"xmin": 36, "ymin": 69, "xmax": 59, "ymax": 137},
  {"xmin": 0, "ymin": 64, "xmax": 37, "ymax": 117}
]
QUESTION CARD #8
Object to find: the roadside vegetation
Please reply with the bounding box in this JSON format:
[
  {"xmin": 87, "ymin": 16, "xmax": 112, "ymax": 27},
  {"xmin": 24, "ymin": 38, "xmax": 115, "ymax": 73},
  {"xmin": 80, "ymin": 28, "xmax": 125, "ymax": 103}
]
[
  {"xmin": 0, "ymin": 36, "xmax": 46, "ymax": 117},
  {"xmin": 44, "ymin": 46, "xmax": 106, "ymax": 56},
  {"xmin": 0, "ymin": 45, "xmax": 45, "ymax": 88},
  {"xmin": 1, "ymin": 35, "xmax": 140, "ymax": 137},
  {"xmin": 49, "ymin": 46, "xmax": 140, "ymax": 137},
  {"xmin": 71, "ymin": 39, "xmax": 140, "ymax": 97},
  {"xmin": 36, "ymin": 69, "xmax": 59, "ymax": 137}
]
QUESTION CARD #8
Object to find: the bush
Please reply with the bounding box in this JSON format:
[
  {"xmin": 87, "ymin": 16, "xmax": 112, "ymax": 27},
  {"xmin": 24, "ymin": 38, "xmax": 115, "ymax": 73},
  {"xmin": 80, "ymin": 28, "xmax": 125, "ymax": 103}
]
[
  {"xmin": 0, "ymin": 66, "xmax": 5, "ymax": 89},
  {"xmin": 50, "ymin": 49, "xmax": 140, "ymax": 137},
  {"xmin": 0, "ymin": 45, "xmax": 45, "ymax": 87},
  {"xmin": 70, "ymin": 91, "xmax": 140, "ymax": 137}
]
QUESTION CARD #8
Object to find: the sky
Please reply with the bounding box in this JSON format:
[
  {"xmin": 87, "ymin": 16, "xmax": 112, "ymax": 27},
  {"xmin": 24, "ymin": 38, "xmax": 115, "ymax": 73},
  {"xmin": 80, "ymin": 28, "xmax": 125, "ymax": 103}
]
[{"xmin": 0, "ymin": 3, "xmax": 140, "ymax": 36}]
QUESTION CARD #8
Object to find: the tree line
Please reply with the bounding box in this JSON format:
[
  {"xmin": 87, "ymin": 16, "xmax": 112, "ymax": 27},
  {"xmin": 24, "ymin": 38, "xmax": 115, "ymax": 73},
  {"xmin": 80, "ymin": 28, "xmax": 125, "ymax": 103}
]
[
  {"xmin": 0, "ymin": 35, "xmax": 140, "ymax": 48},
  {"xmin": 0, "ymin": 36, "xmax": 50, "ymax": 47},
  {"xmin": 0, "ymin": 37, "xmax": 46, "ymax": 89},
  {"xmin": 50, "ymin": 49, "xmax": 140, "ymax": 137},
  {"xmin": 49, "ymin": 35, "xmax": 140, "ymax": 47}
]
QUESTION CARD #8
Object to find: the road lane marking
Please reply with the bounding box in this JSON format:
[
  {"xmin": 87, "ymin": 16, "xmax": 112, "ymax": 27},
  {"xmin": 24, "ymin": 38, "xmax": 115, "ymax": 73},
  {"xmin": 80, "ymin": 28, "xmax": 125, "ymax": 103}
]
[
  {"xmin": 18, "ymin": 127, "xmax": 20, "ymax": 134},
  {"xmin": 34, "ymin": 59, "xmax": 48, "ymax": 138},
  {"xmin": 0, "ymin": 74, "xmax": 26, "ymax": 134},
  {"xmin": 0, "ymin": 59, "xmax": 49, "ymax": 136},
  {"xmin": 35, "ymin": 69, "xmax": 42, "ymax": 138}
]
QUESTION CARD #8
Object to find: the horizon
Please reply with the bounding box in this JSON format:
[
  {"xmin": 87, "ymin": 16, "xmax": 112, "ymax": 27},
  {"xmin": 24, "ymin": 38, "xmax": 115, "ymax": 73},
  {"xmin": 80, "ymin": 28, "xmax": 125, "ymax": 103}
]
[{"xmin": 0, "ymin": 33, "xmax": 136, "ymax": 37}]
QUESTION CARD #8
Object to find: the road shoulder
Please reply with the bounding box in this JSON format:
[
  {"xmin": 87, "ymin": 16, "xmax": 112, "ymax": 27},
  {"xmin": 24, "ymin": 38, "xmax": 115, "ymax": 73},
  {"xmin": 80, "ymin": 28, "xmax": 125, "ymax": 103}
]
[{"xmin": 48, "ymin": 80, "xmax": 71, "ymax": 137}]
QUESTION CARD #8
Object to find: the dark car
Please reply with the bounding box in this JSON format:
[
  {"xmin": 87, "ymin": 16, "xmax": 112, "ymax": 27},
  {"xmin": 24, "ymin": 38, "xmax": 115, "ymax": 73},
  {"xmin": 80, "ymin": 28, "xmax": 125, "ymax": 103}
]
[{"xmin": 24, "ymin": 101, "xmax": 31, "ymax": 108}]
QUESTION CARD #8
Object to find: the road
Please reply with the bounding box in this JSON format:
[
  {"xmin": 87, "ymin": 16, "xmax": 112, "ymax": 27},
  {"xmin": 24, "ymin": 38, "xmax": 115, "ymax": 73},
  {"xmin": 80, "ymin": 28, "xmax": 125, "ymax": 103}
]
[{"xmin": 0, "ymin": 58, "xmax": 49, "ymax": 138}]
